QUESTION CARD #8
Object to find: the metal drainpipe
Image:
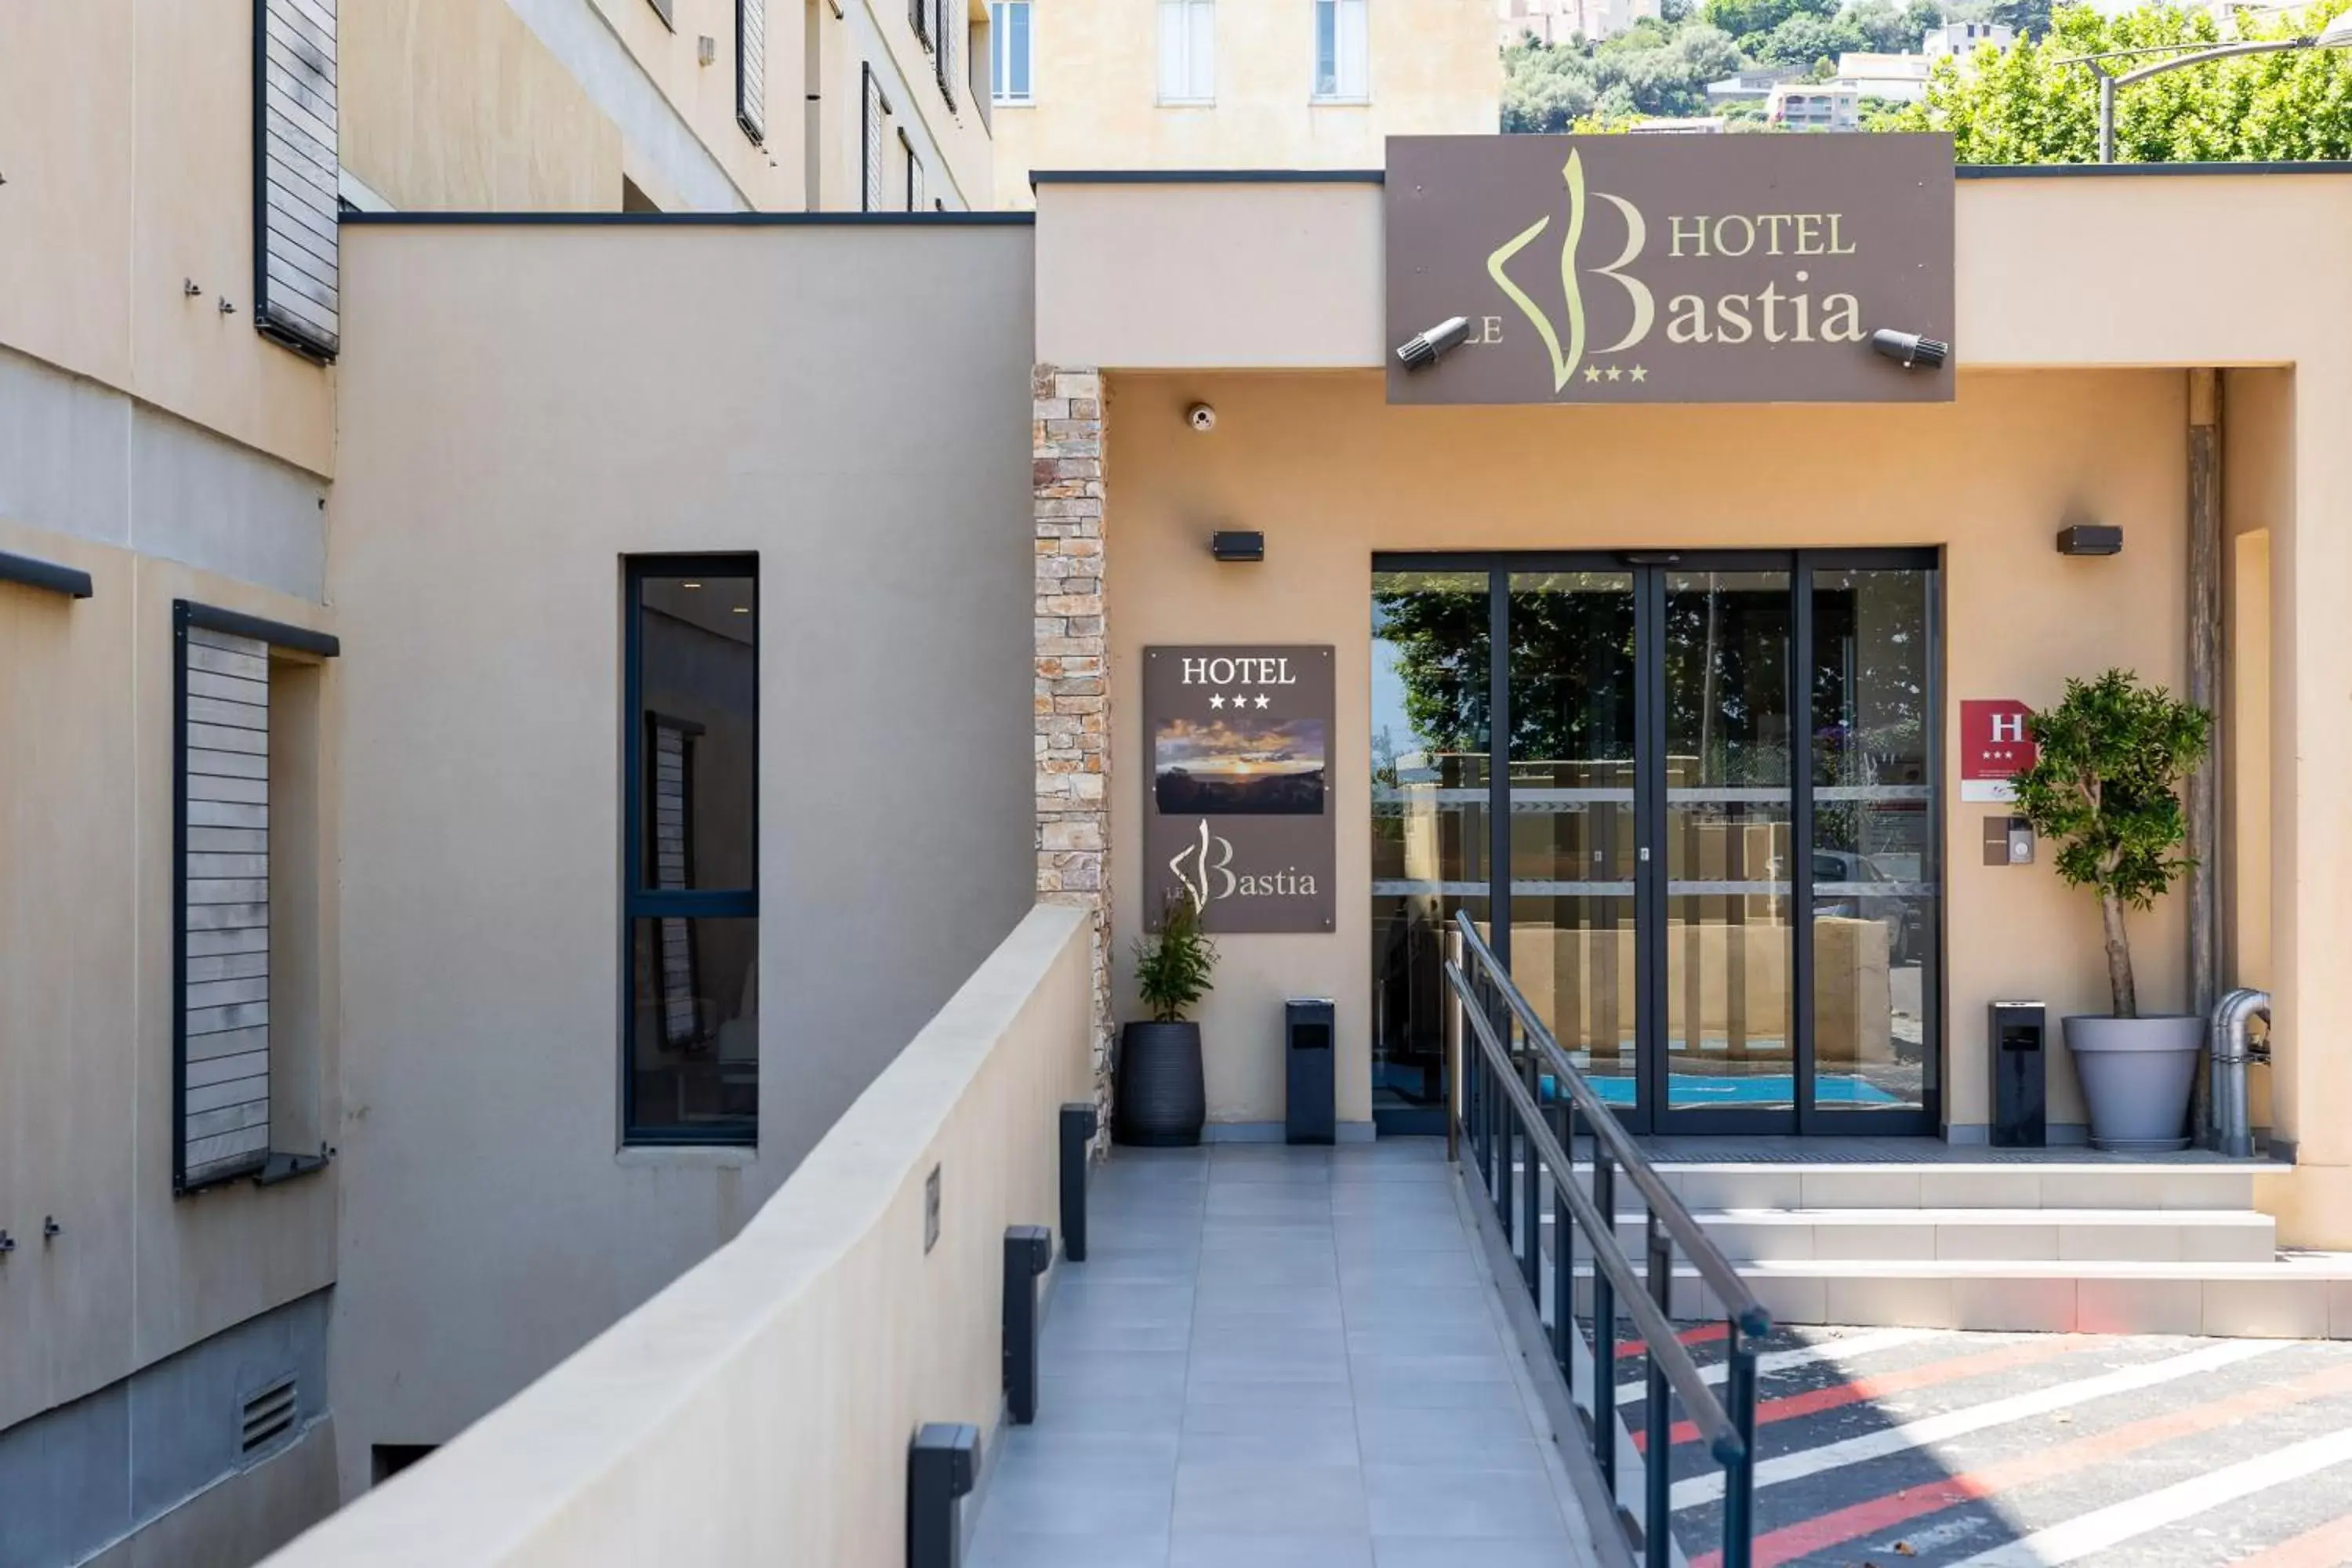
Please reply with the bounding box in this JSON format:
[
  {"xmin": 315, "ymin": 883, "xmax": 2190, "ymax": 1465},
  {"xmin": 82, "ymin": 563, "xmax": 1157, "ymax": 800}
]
[{"xmin": 2209, "ymin": 989, "xmax": 2270, "ymax": 1158}]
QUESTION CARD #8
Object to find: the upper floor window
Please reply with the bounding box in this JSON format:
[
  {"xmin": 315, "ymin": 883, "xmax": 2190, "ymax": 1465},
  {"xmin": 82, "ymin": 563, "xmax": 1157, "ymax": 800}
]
[
  {"xmin": 1314, "ymin": 0, "xmax": 1367, "ymax": 100},
  {"xmin": 1158, "ymin": 0, "xmax": 1214, "ymax": 103},
  {"xmin": 903, "ymin": 130, "xmax": 925, "ymax": 211},
  {"xmin": 862, "ymin": 65, "xmax": 891, "ymax": 212},
  {"xmin": 991, "ymin": 1, "xmax": 1033, "ymax": 103}
]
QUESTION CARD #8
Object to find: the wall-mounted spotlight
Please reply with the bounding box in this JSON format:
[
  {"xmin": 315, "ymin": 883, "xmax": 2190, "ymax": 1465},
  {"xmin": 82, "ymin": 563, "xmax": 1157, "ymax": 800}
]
[
  {"xmin": 1869, "ymin": 328, "xmax": 1950, "ymax": 371},
  {"xmin": 2056, "ymin": 524, "xmax": 2123, "ymax": 557},
  {"xmin": 1396, "ymin": 316, "xmax": 1471, "ymax": 372},
  {"xmin": 1186, "ymin": 402, "xmax": 1218, "ymax": 434},
  {"xmin": 1210, "ymin": 531, "xmax": 1265, "ymax": 564}
]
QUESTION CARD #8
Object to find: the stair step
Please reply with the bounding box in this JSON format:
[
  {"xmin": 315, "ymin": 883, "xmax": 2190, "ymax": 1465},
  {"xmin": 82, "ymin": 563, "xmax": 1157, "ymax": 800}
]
[
  {"xmin": 1587, "ymin": 1207, "xmax": 2280, "ymax": 1265},
  {"xmin": 1540, "ymin": 1254, "xmax": 2352, "ymax": 1338}
]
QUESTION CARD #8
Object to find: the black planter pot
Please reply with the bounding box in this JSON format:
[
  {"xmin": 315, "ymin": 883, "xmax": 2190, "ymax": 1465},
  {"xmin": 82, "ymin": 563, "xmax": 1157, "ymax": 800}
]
[{"xmin": 1114, "ymin": 1021, "xmax": 1206, "ymax": 1147}]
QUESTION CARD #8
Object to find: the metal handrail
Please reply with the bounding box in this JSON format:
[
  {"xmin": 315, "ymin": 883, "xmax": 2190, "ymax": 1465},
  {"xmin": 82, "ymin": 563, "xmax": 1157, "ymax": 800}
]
[
  {"xmin": 1455, "ymin": 913, "xmax": 1770, "ymax": 1338},
  {"xmin": 1444, "ymin": 909, "xmax": 1766, "ymax": 1568}
]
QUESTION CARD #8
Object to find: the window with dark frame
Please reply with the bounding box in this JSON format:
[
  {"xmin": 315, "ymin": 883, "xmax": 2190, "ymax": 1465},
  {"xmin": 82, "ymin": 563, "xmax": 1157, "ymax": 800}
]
[
  {"xmin": 737, "ymin": 0, "xmax": 768, "ymax": 143},
  {"xmin": 624, "ymin": 559, "xmax": 759, "ymax": 1145},
  {"xmin": 862, "ymin": 65, "xmax": 889, "ymax": 212},
  {"xmin": 935, "ymin": 0, "xmax": 960, "ymax": 109},
  {"xmin": 902, "ymin": 129, "xmax": 924, "ymax": 210}
]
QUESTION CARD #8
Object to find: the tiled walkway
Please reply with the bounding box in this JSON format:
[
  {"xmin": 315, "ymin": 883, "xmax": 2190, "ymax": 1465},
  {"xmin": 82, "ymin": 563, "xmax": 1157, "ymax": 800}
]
[{"xmin": 969, "ymin": 1139, "xmax": 1603, "ymax": 1568}]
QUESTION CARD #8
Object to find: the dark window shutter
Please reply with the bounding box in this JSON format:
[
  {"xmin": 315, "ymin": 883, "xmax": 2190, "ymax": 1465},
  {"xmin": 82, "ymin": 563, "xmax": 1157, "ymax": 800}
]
[
  {"xmin": 862, "ymin": 66, "xmax": 886, "ymax": 212},
  {"xmin": 912, "ymin": 0, "xmax": 930, "ymax": 47},
  {"xmin": 736, "ymin": 0, "xmax": 766, "ymax": 143},
  {"xmin": 253, "ymin": 0, "xmax": 339, "ymax": 361},
  {"xmin": 936, "ymin": 0, "xmax": 958, "ymax": 109}
]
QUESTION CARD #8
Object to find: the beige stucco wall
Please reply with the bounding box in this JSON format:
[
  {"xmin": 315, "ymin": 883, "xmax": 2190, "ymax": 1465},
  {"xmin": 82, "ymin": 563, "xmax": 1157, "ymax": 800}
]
[
  {"xmin": 0, "ymin": 518, "xmax": 342, "ymax": 1433},
  {"xmin": 1105, "ymin": 367, "xmax": 2193, "ymax": 1134},
  {"xmin": 0, "ymin": 0, "xmax": 334, "ymax": 477},
  {"xmin": 343, "ymin": 0, "xmax": 627, "ymax": 210},
  {"xmin": 261, "ymin": 902, "xmax": 1093, "ymax": 1568},
  {"xmin": 1051, "ymin": 168, "xmax": 2352, "ymax": 1241},
  {"xmin": 994, "ymin": 0, "xmax": 1498, "ymax": 208},
  {"xmin": 327, "ymin": 218, "xmax": 1038, "ymax": 1490}
]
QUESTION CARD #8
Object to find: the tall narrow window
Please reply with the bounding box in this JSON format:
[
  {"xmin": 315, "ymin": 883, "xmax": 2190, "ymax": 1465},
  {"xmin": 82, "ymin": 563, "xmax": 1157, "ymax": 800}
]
[
  {"xmin": 936, "ymin": 0, "xmax": 960, "ymax": 108},
  {"xmin": 862, "ymin": 66, "xmax": 890, "ymax": 212},
  {"xmin": 172, "ymin": 602, "xmax": 339, "ymax": 1192},
  {"xmin": 737, "ymin": 0, "xmax": 767, "ymax": 143},
  {"xmin": 1314, "ymin": 0, "xmax": 1367, "ymax": 99},
  {"xmin": 624, "ymin": 559, "xmax": 759, "ymax": 1145},
  {"xmin": 990, "ymin": 0, "xmax": 1032, "ymax": 103},
  {"xmin": 902, "ymin": 129, "xmax": 924, "ymax": 210},
  {"xmin": 255, "ymin": 0, "xmax": 340, "ymax": 361},
  {"xmin": 1157, "ymin": 0, "xmax": 1214, "ymax": 103}
]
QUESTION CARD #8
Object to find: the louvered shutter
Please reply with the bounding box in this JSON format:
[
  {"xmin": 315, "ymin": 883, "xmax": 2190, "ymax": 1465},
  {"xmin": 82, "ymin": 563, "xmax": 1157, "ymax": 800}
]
[
  {"xmin": 912, "ymin": 0, "xmax": 930, "ymax": 47},
  {"xmin": 254, "ymin": 0, "xmax": 339, "ymax": 361},
  {"xmin": 862, "ymin": 67, "xmax": 886, "ymax": 212},
  {"xmin": 936, "ymin": 0, "xmax": 959, "ymax": 109},
  {"xmin": 736, "ymin": 0, "xmax": 766, "ymax": 143},
  {"xmin": 176, "ymin": 614, "xmax": 274, "ymax": 1190}
]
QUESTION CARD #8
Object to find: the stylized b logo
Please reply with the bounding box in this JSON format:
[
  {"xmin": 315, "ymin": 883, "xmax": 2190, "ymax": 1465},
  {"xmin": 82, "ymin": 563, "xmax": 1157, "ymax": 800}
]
[
  {"xmin": 1168, "ymin": 818, "xmax": 1236, "ymax": 913},
  {"xmin": 1486, "ymin": 151, "xmax": 1657, "ymax": 394}
]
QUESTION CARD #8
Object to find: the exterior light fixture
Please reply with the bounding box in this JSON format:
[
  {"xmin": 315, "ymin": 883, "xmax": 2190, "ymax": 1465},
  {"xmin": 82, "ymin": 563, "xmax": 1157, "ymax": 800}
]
[
  {"xmin": 1396, "ymin": 316, "xmax": 1471, "ymax": 371},
  {"xmin": 2056, "ymin": 524, "xmax": 2124, "ymax": 556},
  {"xmin": 681, "ymin": 580, "xmax": 702, "ymax": 589},
  {"xmin": 1869, "ymin": 328, "xmax": 1950, "ymax": 369},
  {"xmin": 1210, "ymin": 531, "xmax": 1265, "ymax": 563}
]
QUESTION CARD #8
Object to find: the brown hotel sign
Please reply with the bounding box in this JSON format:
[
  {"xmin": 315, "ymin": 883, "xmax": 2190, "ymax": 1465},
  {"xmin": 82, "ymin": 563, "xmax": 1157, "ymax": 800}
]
[{"xmin": 1385, "ymin": 133, "xmax": 1955, "ymax": 405}]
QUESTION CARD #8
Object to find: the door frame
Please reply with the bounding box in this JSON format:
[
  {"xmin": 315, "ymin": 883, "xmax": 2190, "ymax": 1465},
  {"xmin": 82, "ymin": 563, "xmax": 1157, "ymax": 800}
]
[{"xmin": 1373, "ymin": 547, "xmax": 1944, "ymax": 1138}]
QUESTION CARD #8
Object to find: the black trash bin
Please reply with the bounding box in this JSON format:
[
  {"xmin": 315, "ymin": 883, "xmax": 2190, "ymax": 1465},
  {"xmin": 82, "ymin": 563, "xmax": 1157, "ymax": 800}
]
[
  {"xmin": 1991, "ymin": 1000, "xmax": 2047, "ymax": 1148},
  {"xmin": 1286, "ymin": 998, "xmax": 1336, "ymax": 1145}
]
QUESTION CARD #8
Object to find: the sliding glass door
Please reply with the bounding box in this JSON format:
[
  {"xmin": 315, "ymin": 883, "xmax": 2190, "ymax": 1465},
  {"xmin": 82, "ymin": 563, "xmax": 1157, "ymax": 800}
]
[{"xmin": 1369, "ymin": 552, "xmax": 1940, "ymax": 1137}]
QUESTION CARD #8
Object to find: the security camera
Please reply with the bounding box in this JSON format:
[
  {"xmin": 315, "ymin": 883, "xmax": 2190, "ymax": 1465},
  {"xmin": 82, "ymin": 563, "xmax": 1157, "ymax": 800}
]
[
  {"xmin": 1186, "ymin": 402, "xmax": 1217, "ymax": 434},
  {"xmin": 1869, "ymin": 328, "xmax": 1950, "ymax": 371},
  {"xmin": 1396, "ymin": 316, "xmax": 1472, "ymax": 372}
]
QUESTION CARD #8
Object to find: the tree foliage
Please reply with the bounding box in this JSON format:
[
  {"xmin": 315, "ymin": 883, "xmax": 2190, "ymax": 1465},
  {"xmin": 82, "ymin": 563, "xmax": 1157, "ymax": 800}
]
[
  {"xmin": 1889, "ymin": 1, "xmax": 2352, "ymax": 162},
  {"xmin": 2009, "ymin": 670, "xmax": 2211, "ymax": 1018}
]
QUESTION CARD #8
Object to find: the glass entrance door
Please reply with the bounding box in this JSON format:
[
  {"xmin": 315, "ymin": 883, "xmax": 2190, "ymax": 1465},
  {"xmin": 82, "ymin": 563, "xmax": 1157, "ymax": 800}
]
[{"xmin": 1368, "ymin": 552, "xmax": 1940, "ymax": 1137}]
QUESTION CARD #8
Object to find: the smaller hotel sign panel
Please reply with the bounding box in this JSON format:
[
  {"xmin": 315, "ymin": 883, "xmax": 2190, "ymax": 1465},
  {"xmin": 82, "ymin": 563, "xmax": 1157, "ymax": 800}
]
[
  {"xmin": 1144, "ymin": 647, "xmax": 1337, "ymax": 935},
  {"xmin": 1385, "ymin": 133, "xmax": 1955, "ymax": 405},
  {"xmin": 1960, "ymin": 699, "xmax": 2038, "ymax": 802}
]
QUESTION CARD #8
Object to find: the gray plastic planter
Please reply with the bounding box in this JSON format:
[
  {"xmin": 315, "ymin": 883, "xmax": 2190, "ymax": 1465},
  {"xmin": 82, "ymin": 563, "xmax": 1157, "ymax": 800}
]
[{"xmin": 2063, "ymin": 1014, "xmax": 2204, "ymax": 1152}]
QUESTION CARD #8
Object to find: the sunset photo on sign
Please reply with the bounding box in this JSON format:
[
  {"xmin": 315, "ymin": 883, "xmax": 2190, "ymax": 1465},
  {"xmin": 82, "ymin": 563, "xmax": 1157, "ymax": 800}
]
[{"xmin": 1154, "ymin": 717, "xmax": 1328, "ymax": 816}]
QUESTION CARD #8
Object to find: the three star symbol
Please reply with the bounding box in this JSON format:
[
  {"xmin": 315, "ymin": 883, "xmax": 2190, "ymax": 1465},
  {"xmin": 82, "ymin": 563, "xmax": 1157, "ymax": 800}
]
[
  {"xmin": 1207, "ymin": 693, "xmax": 1272, "ymax": 710},
  {"xmin": 1581, "ymin": 364, "xmax": 1650, "ymax": 387}
]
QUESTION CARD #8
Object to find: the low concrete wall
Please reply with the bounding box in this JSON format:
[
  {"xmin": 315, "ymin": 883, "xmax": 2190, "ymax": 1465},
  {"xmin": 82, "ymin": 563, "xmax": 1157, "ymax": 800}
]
[{"xmin": 259, "ymin": 903, "xmax": 1091, "ymax": 1567}]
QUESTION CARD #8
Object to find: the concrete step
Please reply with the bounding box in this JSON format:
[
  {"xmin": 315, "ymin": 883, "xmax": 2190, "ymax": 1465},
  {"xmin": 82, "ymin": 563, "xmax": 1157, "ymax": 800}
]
[
  {"xmin": 1642, "ymin": 1160, "xmax": 2269, "ymax": 1213},
  {"xmin": 1584, "ymin": 1207, "xmax": 2279, "ymax": 1265},
  {"xmin": 1546, "ymin": 1254, "xmax": 2352, "ymax": 1338}
]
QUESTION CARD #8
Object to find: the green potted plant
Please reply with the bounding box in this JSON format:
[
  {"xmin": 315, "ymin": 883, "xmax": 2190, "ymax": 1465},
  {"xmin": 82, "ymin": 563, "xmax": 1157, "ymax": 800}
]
[
  {"xmin": 2011, "ymin": 670, "xmax": 2213, "ymax": 1152},
  {"xmin": 1116, "ymin": 895, "xmax": 1216, "ymax": 1146}
]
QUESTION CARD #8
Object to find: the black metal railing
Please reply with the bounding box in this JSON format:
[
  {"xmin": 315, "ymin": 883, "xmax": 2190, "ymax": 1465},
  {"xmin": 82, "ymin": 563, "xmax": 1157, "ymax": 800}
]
[{"xmin": 1443, "ymin": 911, "xmax": 1769, "ymax": 1568}]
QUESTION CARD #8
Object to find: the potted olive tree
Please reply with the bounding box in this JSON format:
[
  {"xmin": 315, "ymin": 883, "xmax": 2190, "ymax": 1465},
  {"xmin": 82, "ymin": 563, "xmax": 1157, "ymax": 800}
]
[
  {"xmin": 2012, "ymin": 670, "xmax": 2213, "ymax": 1152},
  {"xmin": 1115, "ymin": 896, "xmax": 1216, "ymax": 1146}
]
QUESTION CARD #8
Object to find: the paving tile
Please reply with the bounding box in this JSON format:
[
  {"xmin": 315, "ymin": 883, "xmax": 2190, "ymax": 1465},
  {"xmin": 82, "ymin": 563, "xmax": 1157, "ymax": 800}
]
[
  {"xmin": 1345, "ymin": 1323, "xmax": 1505, "ymax": 1360},
  {"xmin": 1809, "ymin": 1222, "xmax": 1937, "ymax": 1261},
  {"xmin": 980, "ymin": 1470, "xmax": 1177, "ymax": 1537},
  {"xmin": 1374, "ymin": 1537, "xmax": 1584, "ymax": 1567},
  {"xmin": 1820, "ymin": 1271, "xmax": 1955, "ymax": 1328},
  {"xmin": 1168, "ymin": 1532, "xmax": 1373, "ymax": 1568},
  {"xmin": 2202, "ymin": 1276, "xmax": 2332, "ymax": 1338},
  {"xmin": 1173, "ymin": 1462, "xmax": 1370, "ymax": 1534},
  {"xmin": 1178, "ymin": 1403, "xmax": 1363, "ymax": 1466},
  {"xmin": 1034, "ymin": 1378, "xmax": 1187, "ymax": 1435},
  {"xmin": 968, "ymin": 1528, "xmax": 1171, "ymax": 1567},
  {"xmin": 2056, "ymin": 1221, "xmax": 2178, "ymax": 1261},
  {"xmin": 1950, "ymin": 1273, "xmax": 2078, "ymax": 1332},
  {"xmin": 1918, "ymin": 1167, "xmax": 2042, "ymax": 1207},
  {"xmin": 1802, "ymin": 1169, "xmax": 1921, "ymax": 1208},
  {"xmin": 1355, "ymin": 1403, "xmax": 1549, "ymax": 1472},
  {"xmin": 1939, "ymin": 1221, "xmax": 2061, "ymax": 1261},
  {"xmin": 2074, "ymin": 1276, "xmax": 2203, "ymax": 1335},
  {"xmin": 1186, "ymin": 1375, "xmax": 1359, "ymax": 1409},
  {"xmin": 1362, "ymin": 1465, "xmax": 1570, "ymax": 1539}
]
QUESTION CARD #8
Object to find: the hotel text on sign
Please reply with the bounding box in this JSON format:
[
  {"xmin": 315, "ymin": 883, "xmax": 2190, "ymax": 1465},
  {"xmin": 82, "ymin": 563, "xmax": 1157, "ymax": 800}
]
[
  {"xmin": 1384, "ymin": 133, "xmax": 1955, "ymax": 405},
  {"xmin": 1961, "ymin": 699, "xmax": 2038, "ymax": 803}
]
